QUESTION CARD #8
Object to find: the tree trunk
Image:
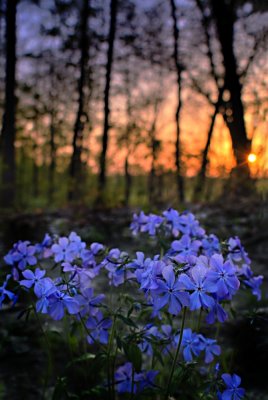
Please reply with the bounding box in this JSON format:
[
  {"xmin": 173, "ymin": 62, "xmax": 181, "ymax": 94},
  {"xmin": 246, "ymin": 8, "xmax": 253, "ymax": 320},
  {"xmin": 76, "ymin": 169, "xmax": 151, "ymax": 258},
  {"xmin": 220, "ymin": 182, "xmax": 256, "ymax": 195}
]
[
  {"xmin": 48, "ymin": 114, "xmax": 56, "ymax": 204},
  {"xmin": 98, "ymin": 0, "xmax": 118, "ymax": 200},
  {"xmin": 194, "ymin": 85, "xmax": 225, "ymax": 198},
  {"xmin": 169, "ymin": 0, "xmax": 185, "ymax": 204},
  {"xmin": 1, "ymin": 0, "xmax": 17, "ymax": 208},
  {"xmin": 124, "ymin": 154, "xmax": 131, "ymax": 206},
  {"xmin": 148, "ymin": 102, "xmax": 159, "ymax": 207},
  {"xmin": 69, "ymin": 0, "xmax": 89, "ymax": 201},
  {"xmin": 211, "ymin": 0, "xmax": 251, "ymax": 177}
]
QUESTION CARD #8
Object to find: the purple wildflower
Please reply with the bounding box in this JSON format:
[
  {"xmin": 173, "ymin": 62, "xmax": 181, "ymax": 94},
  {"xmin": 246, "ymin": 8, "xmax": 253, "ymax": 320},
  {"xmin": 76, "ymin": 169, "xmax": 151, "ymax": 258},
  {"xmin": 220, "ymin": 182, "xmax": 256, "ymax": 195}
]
[
  {"xmin": 227, "ymin": 237, "xmax": 251, "ymax": 265},
  {"xmin": 86, "ymin": 311, "xmax": 112, "ymax": 344},
  {"xmin": 200, "ymin": 336, "xmax": 221, "ymax": 363},
  {"xmin": 0, "ymin": 275, "xmax": 17, "ymax": 308},
  {"xmin": 47, "ymin": 289, "xmax": 80, "ymax": 320},
  {"xmin": 51, "ymin": 237, "xmax": 79, "ymax": 263},
  {"xmin": 202, "ymin": 234, "xmax": 220, "ymax": 257},
  {"xmin": 153, "ymin": 265, "xmax": 189, "ymax": 315},
  {"xmin": 180, "ymin": 329, "xmax": 205, "ymax": 362},
  {"xmin": 20, "ymin": 268, "xmax": 47, "ymax": 296},
  {"xmin": 171, "ymin": 235, "xmax": 201, "ymax": 257},
  {"xmin": 179, "ymin": 265, "xmax": 215, "ymax": 310},
  {"xmin": 218, "ymin": 373, "xmax": 245, "ymax": 400},
  {"xmin": 5, "ymin": 241, "xmax": 37, "ymax": 271},
  {"xmin": 206, "ymin": 254, "xmax": 240, "ymax": 298}
]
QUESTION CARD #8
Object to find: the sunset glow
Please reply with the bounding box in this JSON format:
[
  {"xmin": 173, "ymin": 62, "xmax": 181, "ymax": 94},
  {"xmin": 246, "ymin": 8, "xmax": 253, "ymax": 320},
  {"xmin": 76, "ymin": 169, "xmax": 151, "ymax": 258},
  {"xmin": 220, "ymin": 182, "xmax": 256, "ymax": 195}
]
[{"xmin": 248, "ymin": 153, "xmax": 257, "ymax": 163}]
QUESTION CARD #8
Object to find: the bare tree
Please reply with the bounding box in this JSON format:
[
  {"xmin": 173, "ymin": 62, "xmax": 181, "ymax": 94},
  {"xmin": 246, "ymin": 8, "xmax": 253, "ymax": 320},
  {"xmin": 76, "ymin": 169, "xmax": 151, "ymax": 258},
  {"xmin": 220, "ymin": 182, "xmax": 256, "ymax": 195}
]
[
  {"xmin": 68, "ymin": 0, "xmax": 90, "ymax": 201},
  {"xmin": 148, "ymin": 99, "xmax": 162, "ymax": 207},
  {"xmin": 211, "ymin": 0, "xmax": 251, "ymax": 178},
  {"xmin": 98, "ymin": 0, "xmax": 118, "ymax": 200},
  {"xmin": 169, "ymin": 0, "xmax": 185, "ymax": 203},
  {"xmin": 193, "ymin": 0, "xmax": 224, "ymax": 197},
  {"xmin": 1, "ymin": 0, "xmax": 17, "ymax": 207},
  {"xmin": 193, "ymin": 0, "xmax": 266, "ymax": 197}
]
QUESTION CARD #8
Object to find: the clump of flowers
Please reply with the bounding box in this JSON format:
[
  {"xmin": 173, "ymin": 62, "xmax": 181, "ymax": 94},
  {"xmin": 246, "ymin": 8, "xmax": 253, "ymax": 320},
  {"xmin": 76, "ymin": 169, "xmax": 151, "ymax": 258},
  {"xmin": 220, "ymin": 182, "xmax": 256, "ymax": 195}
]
[{"xmin": 0, "ymin": 209, "xmax": 263, "ymax": 399}]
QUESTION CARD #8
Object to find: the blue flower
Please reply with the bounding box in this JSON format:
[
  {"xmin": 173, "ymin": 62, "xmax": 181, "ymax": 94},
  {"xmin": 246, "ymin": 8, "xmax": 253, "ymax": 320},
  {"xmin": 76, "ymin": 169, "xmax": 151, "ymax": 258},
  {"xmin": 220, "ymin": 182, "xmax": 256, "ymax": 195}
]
[
  {"xmin": 146, "ymin": 214, "xmax": 164, "ymax": 236},
  {"xmin": 76, "ymin": 287, "xmax": 105, "ymax": 317},
  {"xmin": 206, "ymin": 296, "xmax": 228, "ymax": 324},
  {"xmin": 62, "ymin": 262, "xmax": 97, "ymax": 290},
  {"xmin": 103, "ymin": 248, "xmax": 129, "ymax": 286},
  {"xmin": 138, "ymin": 324, "xmax": 159, "ymax": 356},
  {"xmin": 227, "ymin": 237, "xmax": 250, "ymax": 265},
  {"xmin": 5, "ymin": 241, "xmax": 37, "ymax": 271},
  {"xmin": 206, "ymin": 255, "xmax": 240, "ymax": 298},
  {"xmin": 138, "ymin": 369, "xmax": 159, "ymax": 391},
  {"xmin": 200, "ymin": 336, "xmax": 221, "ymax": 363},
  {"xmin": 130, "ymin": 211, "xmax": 149, "ymax": 235},
  {"xmin": 35, "ymin": 234, "xmax": 53, "ymax": 257},
  {"xmin": 163, "ymin": 208, "xmax": 181, "ymax": 236},
  {"xmin": 47, "ymin": 289, "xmax": 80, "ymax": 320},
  {"xmin": 128, "ymin": 252, "xmax": 158, "ymax": 284},
  {"xmin": 35, "ymin": 278, "xmax": 57, "ymax": 313},
  {"xmin": 115, "ymin": 362, "xmax": 135, "ymax": 393},
  {"xmin": 0, "ymin": 275, "xmax": 17, "ymax": 309},
  {"xmin": 202, "ymin": 234, "xmax": 220, "ymax": 257},
  {"xmin": 174, "ymin": 212, "xmax": 205, "ymax": 238},
  {"xmin": 86, "ymin": 311, "xmax": 112, "ymax": 344},
  {"xmin": 179, "ymin": 265, "xmax": 215, "ymax": 310},
  {"xmin": 140, "ymin": 259, "xmax": 164, "ymax": 291},
  {"xmin": 159, "ymin": 324, "xmax": 176, "ymax": 354},
  {"xmin": 115, "ymin": 363, "xmax": 158, "ymax": 394},
  {"xmin": 171, "ymin": 235, "xmax": 201, "ymax": 257},
  {"xmin": 218, "ymin": 373, "xmax": 245, "ymax": 400},
  {"xmin": 51, "ymin": 237, "xmax": 80, "ymax": 263},
  {"xmin": 240, "ymin": 265, "xmax": 263, "ymax": 300},
  {"xmin": 20, "ymin": 268, "xmax": 47, "ymax": 296},
  {"xmin": 153, "ymin": 265, "xmax": 189, "ymax": 315},
  {"xmin": 68, "ymin": 232, "xmax": 86, "ymax": 252},
  {"xmin": 181, "ymin": 328, "xmax": 204, "ymax": 362}
]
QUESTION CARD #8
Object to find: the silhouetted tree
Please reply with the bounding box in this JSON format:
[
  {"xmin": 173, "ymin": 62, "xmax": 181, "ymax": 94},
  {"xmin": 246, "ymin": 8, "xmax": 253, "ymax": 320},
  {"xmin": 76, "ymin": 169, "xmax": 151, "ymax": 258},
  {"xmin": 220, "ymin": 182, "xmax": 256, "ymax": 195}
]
[
  {"xmin": 169, "ymin": 0, "xmax": 185, "ymax": 203},
  {"xmin": 1, "ymin": 0, "xmax": 17, "ymax": 207},
  {"xmin": 69, "ymin": 0, "xmax": 90, "ymax": 201},
  {"xmin": 98, "ymin": 0, "xmax": 118, "ymax": 199},
  {"xmin": 211, "ymin": 0, "xmax": 251, "ymax": 178},
  {"xmin": 148, "ymin": 99, "xmax": 162, "ymax": 207}
]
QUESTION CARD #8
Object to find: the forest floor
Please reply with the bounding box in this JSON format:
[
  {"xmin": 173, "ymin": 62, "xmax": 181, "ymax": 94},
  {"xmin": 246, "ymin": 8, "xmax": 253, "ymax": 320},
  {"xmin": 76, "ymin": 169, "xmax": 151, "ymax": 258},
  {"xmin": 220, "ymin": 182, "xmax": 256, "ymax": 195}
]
[{"xmin": 0, "ymin": 199, "xmax": 268, "ymax": 399}]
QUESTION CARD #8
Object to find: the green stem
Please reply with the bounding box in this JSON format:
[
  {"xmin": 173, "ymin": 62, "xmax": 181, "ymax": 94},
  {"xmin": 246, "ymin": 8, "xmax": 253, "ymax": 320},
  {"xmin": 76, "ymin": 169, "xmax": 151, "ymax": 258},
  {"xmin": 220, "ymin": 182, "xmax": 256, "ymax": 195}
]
[
  {"xmin": 196, "ymin": 308, "xmax": 203, "ymax": 332},
  {"xmin": 107, "ymin": 315, "xmax": 117, "ymax": 399},
  {"xmin": 165, "ymin": 307, "xmax": 187, "ymax": 400},
  {"xmin": 32, "ymin": 304, "xmax": 52, "ymax": 400},
  {"xmin": 215, "ymin": 322, "xmax": 221, "ymax": 341},
  {"xmin": 111, "ymin": 344, "xmax": 118, "ymax": 400},
  {"xmin": 79, "ymin": 313, "xmax": 105, "ymax": 350}
]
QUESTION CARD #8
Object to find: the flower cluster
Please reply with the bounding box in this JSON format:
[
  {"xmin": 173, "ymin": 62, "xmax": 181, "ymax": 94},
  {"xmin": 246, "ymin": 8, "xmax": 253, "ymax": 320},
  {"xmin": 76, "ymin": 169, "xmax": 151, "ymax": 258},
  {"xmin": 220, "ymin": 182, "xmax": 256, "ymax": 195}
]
[{"xmin": 0, "ymin": 208, "xmax": 263, "ymax": 398}]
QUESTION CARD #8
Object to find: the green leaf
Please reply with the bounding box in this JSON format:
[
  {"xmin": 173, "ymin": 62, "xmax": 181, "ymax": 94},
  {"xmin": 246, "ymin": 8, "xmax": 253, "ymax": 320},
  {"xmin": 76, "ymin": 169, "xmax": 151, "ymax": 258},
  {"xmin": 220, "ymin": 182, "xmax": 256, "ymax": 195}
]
[
  {"xmin": 66, "ymin": 353, "xmax": 95, "ymax": 368},
  {"xmin": 52, "ymin": 377, "xmax": 67, "ymax": 400},
  {"xmin": 123, "ymin": 343, "xmax": 142, "ymax": 372},
  {"xmin": 152, "ymin": 347, "xmax": 164, "ymax": 367},
  {"xmin": 116, "ymin": 335, "xmax": 123, "ymax": 349},
  {"xmin": 117, "ymin": 314, "xmax": 138, "ymax": 329}
]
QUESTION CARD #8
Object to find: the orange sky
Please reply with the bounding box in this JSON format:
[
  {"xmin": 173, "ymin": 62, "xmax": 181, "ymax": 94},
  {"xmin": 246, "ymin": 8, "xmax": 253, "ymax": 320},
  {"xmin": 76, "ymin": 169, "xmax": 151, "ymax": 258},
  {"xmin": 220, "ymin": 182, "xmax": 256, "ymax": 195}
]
[
  {"xmin": 83, "ymin": 85, "xmax": 268, "ymax": 178},
  {"xmin": 22, "ymin": 70, "xmax": 268, "ymax": 179}
]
